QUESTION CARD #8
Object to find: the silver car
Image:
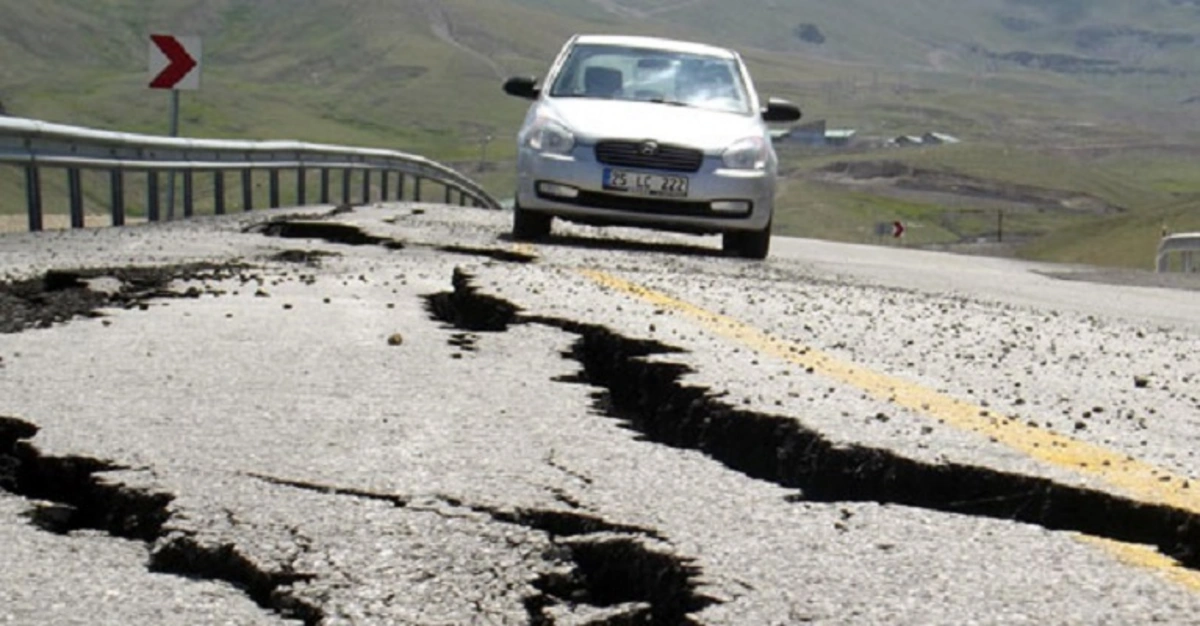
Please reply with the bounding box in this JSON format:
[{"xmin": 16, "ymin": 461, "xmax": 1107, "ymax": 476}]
[{"xmin": 502, "ymin": 34, "xmax": 801, "ymax": 259}]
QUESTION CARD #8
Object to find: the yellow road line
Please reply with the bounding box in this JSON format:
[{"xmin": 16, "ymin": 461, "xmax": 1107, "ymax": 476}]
[
  {"xmin": 511, "ymin": 243, "xmax": 538, "ymax": 258},
  {"xmin": 580, "ymin": 268, "xmax": 1199, "ymax": 512},
  {"xmin": 1078, "ymin": 536, "xmax": 1200, "ymax": 593},
  {"xmin": 580, "ymin": 268, "xmax": 1200, "ymax": 589}
]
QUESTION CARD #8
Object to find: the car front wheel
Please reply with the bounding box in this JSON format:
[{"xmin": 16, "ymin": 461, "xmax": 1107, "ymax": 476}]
[
  {"xmin": 512, "ymin": 202, "xmax": 552, "ymax": 241},
  {"xmin": 723, "ymin": 220, "xmax": 771, "ymax": 259}
]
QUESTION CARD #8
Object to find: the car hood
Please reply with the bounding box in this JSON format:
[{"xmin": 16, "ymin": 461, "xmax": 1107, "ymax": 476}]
[{"xmin": 539, "ymin": 98, "xmax": 764, "ymax": 151}]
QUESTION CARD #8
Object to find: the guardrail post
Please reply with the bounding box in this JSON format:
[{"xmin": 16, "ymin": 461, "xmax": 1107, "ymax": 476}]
[
  {"xmin": 242, "ymin": 170, "xmax": 253, "ymax": 212},
  {"xmin": 214, "ymin": 171, "xmax": 226, "ymax": 215},
  {"xmin": 167, "ymin": 171, "xmax": 177, "ymax": 221},
  {"xmin": 1, "ymin": 117, "xmax": 503, "ymax": 230},
  {"xmin": 110, "ymin": 170, "xmax": 125, "ymax": 226},
  {"xmin": 182, "ymin": 171, "xmax": 194, "ymax": 218},
  {"xmin": 67, "ymin": 168, "xmax": 84, "ymax": 228},
  {"xmin": 269, "ymin": 169, "xmax": 281, "ymax": 209},
  {"xmin": 147, "ymin": 171, "xmax": 160, "ymax": 222},
  {"xmin": 25, "ymin": 165, "xmax": 43, "ymax": 232},
  {"xmin": 297, "ymin": 167, "xmax": 307, "ymax": 205}
]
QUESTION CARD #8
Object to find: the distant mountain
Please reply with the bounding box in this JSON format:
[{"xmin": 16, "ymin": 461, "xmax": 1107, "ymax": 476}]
[
  {"xmin": 2, "ymin": 0, "xmax": 1197, "ymax": 150},
  {"xmin": 515, "ymin": 0, "xmax": 1200, "ymax": 77},
  {"xmin": 0, "ymin": 0, "xmax": 1197, "ymax": 265}
]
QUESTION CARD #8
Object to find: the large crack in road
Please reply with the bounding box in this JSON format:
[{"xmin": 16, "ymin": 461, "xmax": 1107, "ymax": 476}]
[
  {"xmin": 0, "ymin": 416, "xmax": 325, "ymax": 624},
  {"xmin": 251, "ymin": 213, "xmax": 538, "ymax": 264},
  {"xmin": 0, "ymin": 218, "xmax": 482, "ymax": 336},
  {"xmin": 245, "ymin": 473, "xmax": 715, "ymax": 625},
  {"xmin": 425, "ymin": 268, "xmax": 1200, "ymax": 573},
  {"xmin": 0, "ymin": 263, "xmax": 245, "ymax": 334},
  {"xmin": 246, "ymin": 219, "xmax": 406, "ymax": 250},
  {"xmin": 8, "ymin": 218, "xmax": 1197, "ymax": 622},
  {"xmin": 2, "ymin": 220, "xmax": 697, "ymax": 624},
  {"xmin": 0, "ymin": 411, "xmax": 716, "ymax": 626}
]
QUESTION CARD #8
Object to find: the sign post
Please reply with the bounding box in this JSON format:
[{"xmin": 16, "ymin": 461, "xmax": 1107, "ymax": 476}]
[{"xmin": 148, "ymin": 34, "xmax": 201, "ymax": 219}]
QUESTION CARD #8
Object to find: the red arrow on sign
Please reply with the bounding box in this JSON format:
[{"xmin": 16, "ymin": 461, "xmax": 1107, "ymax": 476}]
[
  {"xmin": 149, "ymin": 35, "xmax": 198, "ymax": 89},
  {"xmin": 892, "ymin": 221, "xmax": 905, "ymax": 238}
]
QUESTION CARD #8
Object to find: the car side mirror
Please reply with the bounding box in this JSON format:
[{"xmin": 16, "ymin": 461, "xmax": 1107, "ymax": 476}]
[
  {"xmin": 762, "ymin": 97, "xmax": 801, "ymax": 123},
  {"xmin": 503, "ymin": 76, "xmax": 540, "ymax": 100}
]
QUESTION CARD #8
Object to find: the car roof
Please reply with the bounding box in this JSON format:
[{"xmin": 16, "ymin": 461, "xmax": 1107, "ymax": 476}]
[{"xmin": 571, "ymin": 34, "xmax": 738, "ymax": 60}]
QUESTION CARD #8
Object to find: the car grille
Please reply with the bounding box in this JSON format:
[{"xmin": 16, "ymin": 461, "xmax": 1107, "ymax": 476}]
[{"xmin": 594, "ymin": 141, "xmax": 704, "ymax": 173}]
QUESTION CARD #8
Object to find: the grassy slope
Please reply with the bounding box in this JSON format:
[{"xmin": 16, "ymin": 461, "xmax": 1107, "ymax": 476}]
[
  {"xmin": 1, "ymin": 0, "xmax": 1199, "ymax": 267},
  {"xmin": 627, "ymin": 0, "xmax": 1200, "ymax": 267}
]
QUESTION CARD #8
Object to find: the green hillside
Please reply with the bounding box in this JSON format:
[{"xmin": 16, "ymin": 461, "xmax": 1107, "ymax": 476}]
[{"xmin": 1, "ymin": 0, "xmax": 1198, "ymax": 267}]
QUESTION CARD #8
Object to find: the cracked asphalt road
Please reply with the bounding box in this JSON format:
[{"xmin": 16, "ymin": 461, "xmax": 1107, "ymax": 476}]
[{"xmin": 1, "ymin": 203, "xmax": 1199, "ymax": 624}]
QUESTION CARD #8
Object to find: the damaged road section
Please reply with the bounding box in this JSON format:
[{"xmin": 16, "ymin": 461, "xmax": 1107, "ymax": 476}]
[
  {"xmin": 247, "ymin": 472, "xmax": 715, "ymax": 625},
  {"xmin": 0, "ymin": 416, "xmax": 323, "ymax": 625},
  {"xmin": 247, "ymin": 218, "xmax": 405, "ymax": 250},
  {"xmin": 425, "ymin": 269, "xmax": 1200, "ymax": 572},
  {"xmin": 426, "ymin": 268, "xmax": 521, "ymax": 332},
  {"xmin": 268, "ymin": 249, "xmax": 342, "ymax": 267},
  {"xmin": 436, "ymin": 245, "xmax": 538, "ymax": 264},
  {"xmin": 250, "ymin": 213, "xmax": 538, "ymax": 264},
  {"xmin": 525, "ymin": 535, "xmax": 713, "ymax": 626},
  {"xmin": 0, "ymin": 263, "xmax": 243, "ymax": 334}
]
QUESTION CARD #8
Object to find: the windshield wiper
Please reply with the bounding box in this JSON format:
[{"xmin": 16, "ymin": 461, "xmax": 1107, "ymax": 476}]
[
  {"xmin": 649, "ymin": 97, "xmax": 693, "ymax": 107},
  {"xmin": 552, "ymin": 93, "xmax": 624, "ymax": 100}
]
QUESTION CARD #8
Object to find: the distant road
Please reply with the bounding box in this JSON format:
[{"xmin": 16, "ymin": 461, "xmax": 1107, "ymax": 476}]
[{"xmin": 2, "ymin": 204, "xmax": 1199, "ymax": 624}]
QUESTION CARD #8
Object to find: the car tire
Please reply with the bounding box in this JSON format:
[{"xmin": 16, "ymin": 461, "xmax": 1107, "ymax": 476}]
[
  {"xmin": 512, "ymin": 202, "xmax": 552, "ymax": 241},
  {"xmin": 723, "ymin": 220, "xmax": 771, "ymax": 259}
]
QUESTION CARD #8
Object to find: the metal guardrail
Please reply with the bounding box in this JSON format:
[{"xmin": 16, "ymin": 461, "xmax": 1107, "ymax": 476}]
[
  {"xmin": 1157, "ymin": 232, "xmax": 1200, "ymax": 273},
  {"xmin": 0, "ymin": 116, "xmax": 503, "ymax": 231}
]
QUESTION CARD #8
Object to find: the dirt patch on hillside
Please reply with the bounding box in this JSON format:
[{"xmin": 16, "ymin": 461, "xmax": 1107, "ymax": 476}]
[
  {"xmin": 966, "ymin": 44, "xmax": 1176, "ymax": 77},
  {"xmin": 813, "ymin": 160, "xmax": 1124, "ymax": 215}
]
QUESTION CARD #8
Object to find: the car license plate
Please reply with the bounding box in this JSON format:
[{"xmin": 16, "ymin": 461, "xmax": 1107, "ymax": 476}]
[{"xmin": 602, "ymin": 169, "xmax": 689, "ymax": 198}]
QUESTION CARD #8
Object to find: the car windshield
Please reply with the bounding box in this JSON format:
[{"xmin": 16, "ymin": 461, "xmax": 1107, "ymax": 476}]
[{"xmin": 548, "ymin": 43, "xmax": 752, "ymax": 115}]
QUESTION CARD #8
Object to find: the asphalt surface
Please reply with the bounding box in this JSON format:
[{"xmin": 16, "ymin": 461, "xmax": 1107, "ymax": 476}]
[{"xmin": 1, "ymin": 203, "xmax": 1199, "ymax": 625}]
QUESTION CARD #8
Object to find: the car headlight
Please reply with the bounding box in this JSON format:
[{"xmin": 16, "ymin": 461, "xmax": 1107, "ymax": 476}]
[
  {"xmin": 526, "ymin": 118, "xmax": 575, "ymax": 155},
  {"xmin": 722, "ymin": 136, "xmax": 768, "ymax": 170}
]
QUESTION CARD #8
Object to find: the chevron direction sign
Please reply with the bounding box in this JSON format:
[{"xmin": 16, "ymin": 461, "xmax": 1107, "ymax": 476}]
[{"xmin": 148, "ymin": 34, "xmax": 201, "ymax": 90}]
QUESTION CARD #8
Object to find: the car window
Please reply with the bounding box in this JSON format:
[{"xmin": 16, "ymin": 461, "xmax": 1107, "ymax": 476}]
[{"xmin": 549, "ymin": 44, "xmax": 751, "ymax": 115}]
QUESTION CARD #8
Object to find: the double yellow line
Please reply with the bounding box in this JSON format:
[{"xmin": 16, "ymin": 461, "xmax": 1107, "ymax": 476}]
[{"xmin": 577, "ymin": 268, "xmax": 1200, "ymax": 590}]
